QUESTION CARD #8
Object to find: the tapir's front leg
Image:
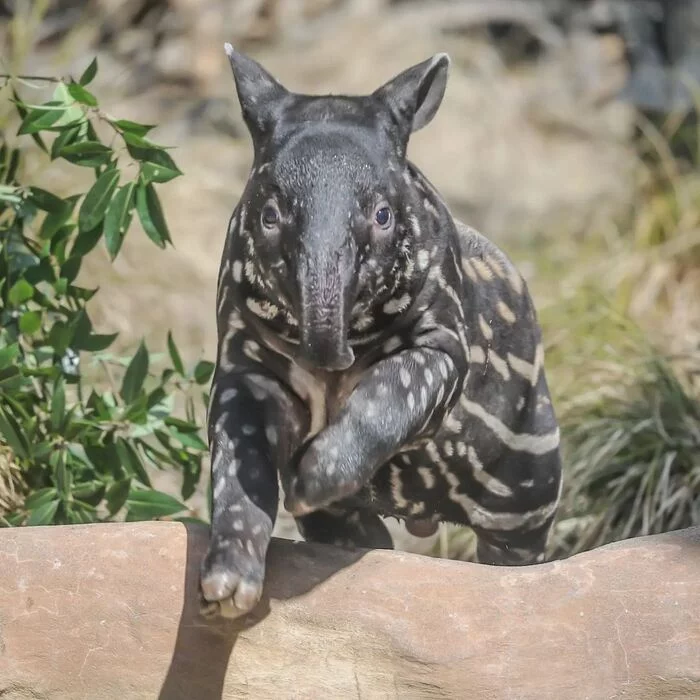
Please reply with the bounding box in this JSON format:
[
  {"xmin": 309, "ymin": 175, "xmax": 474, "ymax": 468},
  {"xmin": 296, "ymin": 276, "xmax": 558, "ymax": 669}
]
[
  {"xmin": 285, "ymin": 347, "xmax": 464, "ymax": 515},
  {"xmin": 201, "ymin": 370, "xmax": 306, "ymax": 618}
]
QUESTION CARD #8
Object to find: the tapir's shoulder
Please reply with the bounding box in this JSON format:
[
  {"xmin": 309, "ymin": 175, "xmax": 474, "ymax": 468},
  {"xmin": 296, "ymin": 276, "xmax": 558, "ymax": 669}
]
[{"xmin": 450, "ymin": 219, "xmax": 529, "ymax": 302}]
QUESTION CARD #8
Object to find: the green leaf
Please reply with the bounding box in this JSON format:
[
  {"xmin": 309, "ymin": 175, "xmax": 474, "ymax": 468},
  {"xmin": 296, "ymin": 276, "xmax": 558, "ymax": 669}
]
[
  {"xmin": 67, "ymin": 81, "xmax": 97, "ymax": 107},
  {"xmin": 25, "ymin": 487, "xmax": 58, "ymax": 509},
  {"xmin": 110, "ymin": 119, "xmax": 155, "ymax": 137},
  {"xmin": 136, "ymin": 182, "xmax": 171, "ymax": 247},
  {"xmin": 193, "ymin": 360, "xmax": 215, "ymax": 385},
  {"xmin": 106, "ymin": 478, "xmax": 131, "ymax": 516},
  {"xmin": 0, "ymin": 405, "xmax": 29, "ymax": 459},
  {"xmin": 58, "ymin": 141, "xmax": 111, "ymax": 167},
  {"xmin": 116, "ymin": 439, "xmax": 151, "ymax": 486},
  {"xmin": 79, "ymin": 168, "xmax": 120, "ymax": 232},
  {"xmin": 121, "ymin": 340, "xmax": 149, "ymax": 404},
  {"xmin": 8, "ymin": 279, "xmax": 33, "ymax": 305},
  {"xmin": 52, "ymin": 449, "xmax": 72, "ymax": 498},
  {"xmin": 0, "ymin": 184, "xmax": 21, "ymax": 203},
  {"xmin": 60, "ymin": 256, "xmax": 81, "ymax": 283},
  {"xmin": 169, "ymin": 428, "xmax": 207, "ymax": 451},
  {"xmin": 39, "ymin": 194, "xmax": 79, "ymax": 239},
  {"xmin": 27, "ymin": 500, "xmax": 60, "ymax": 526},
  {"xmin": 167, "ymin": 331, "xmax": 184, "ymax": 376},
  {"xmin": 50, "ymin": 124, "xmax": 80, "ymax": 160},
  {"xmin": 19, "ymin": 311, "xmax": 41, "ymax": 335},
  {"xmin": 79, "ymin": 332, "xmax": 119, "ymax": 352},
  {"xmin": 51, "ymin": 377, "xmax": 66, "ymax": 430},
  {"xmin": 125, "ymin": 488, "xmax": 187, "ymax": 521},
  {"xmin": 139, "ymin": 150, "xmax": 182, "ymax": 184},
  {"xmin": 79, "ymin": 57, "xmax": 98, "ymax": 86},
  {"xmin": 3, "ymin": 147, "xmax": 20, "ymax": 184},
  {"xmin": 12, "ymin": 88, "xmax": 48, "ymax": 152},
  {"xmin": 103, "ymin": 182, "xmax": 136, "ymax": 260},
  {"xmin": 17, "ymin": 104, "xmax": 64, "ymax": 134},
  {"xmin": 0, "ymin": 343, "xmax": 19, "ymax": 368},
  {"xmin": 27, "ymin": 186, "xmax": 65, "ymax": 213},
  {"xmin": 71, "ymin": 222, "xmax": 103, "ymax": 257}
]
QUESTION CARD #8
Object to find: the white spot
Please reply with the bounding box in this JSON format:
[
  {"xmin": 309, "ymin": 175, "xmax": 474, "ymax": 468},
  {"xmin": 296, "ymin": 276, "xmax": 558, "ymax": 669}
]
[
  {"xmin": 461, "ymin": 258, "xmax": 478, "ymax": 282},
  {"xmin": 228, "ymin": 309, "xmax": 246, "ymax": 330},
  {"xmin": 471, "ymin": 258, "xmax": 494, "ymax": 281},
  {"xmin": 233, "ymin": 519, "xmax": 244, "ymax": 531},
  {"xmin": 488, "ymin": 350, "xmax": 511, "ymax": 381},
  {"xmin": 399, "ymin": 367, "xmax": 412, "ymax": 388},
  {"xmin": 497, "ymin": 300, "xmax": 516, "ymax": 324},
  {"xmin": 417, "ymin": 249, "xmax": 430, "ymax": 271},
  {"xmin": 383, "ymin": 293, "xmax": 412, "ymax": 315},
  {"xmin": 478, "ymin": 315, "xmax": 493, "ymax": 341},
  {"xmin": 444, "ymin": 413, "xmax": 462, "ymax": 433},
  {"xmin": 407, "ymin": 392, "xmax": 415, "ymax": 410},
  {"xmin": 417, "ymin": 467, "xmax": 435, "ymax": 489},
  {"xmin": 383, "ymin": 336, "xmax": 402, "ymax": 353},
  {"xmin": 265, "ymin": 425, "xmax": 278, "ymax": 445},
  {"xmin": 227, "ymin": 459, "xmax": 240, "ymax": 477},
  {"xmin": 243, "ymin": 339, "xmax": 262, "ymax": 362},
  {"xmin": 439, "ymin": 359, "xmax": 450, "ymax": 380},
  {"xmin": 220, "ymin": 387, "xmax": 238, "ymax": 403},
  {"xmin": 470, "ymin": 346, "xmax": 486, "ymax": 364},
  {"xmin": 246, "ymin": 298, "xmax": 279, "ymax": 319},
  {"xmin": 242, "ymin": 424, "xmax": 256, "ymax": 436},
  {"xmin": 424, "ymin": 368, "xmax": 434, "ymax": 386},
  {"xmin": 390, "ymin": 464, "xmax": 409, "ymax": 508},
  {"xmin": 232, "ymin": 260, "xmax": 243, "ymax": 282}
]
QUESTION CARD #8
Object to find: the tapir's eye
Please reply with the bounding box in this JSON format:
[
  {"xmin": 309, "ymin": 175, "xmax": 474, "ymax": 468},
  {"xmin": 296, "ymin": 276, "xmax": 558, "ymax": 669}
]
[
  {"xmin": 261, "ymin": 202, "xmax": 280, "ymax": 230},
  {"xmin": 374, "ymin": 205, "xmax": 393, "ymax": 230}
]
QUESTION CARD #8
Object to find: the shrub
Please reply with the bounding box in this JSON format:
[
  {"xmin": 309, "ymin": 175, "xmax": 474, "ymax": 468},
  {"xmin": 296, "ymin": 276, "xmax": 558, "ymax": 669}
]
[
  {"xmin": 552, "ymin": 352, "xmax": 700, "ymax": 557},
  {"xmin": 0, "ymin": 59, "xmax": 212, "ymax": 526}
]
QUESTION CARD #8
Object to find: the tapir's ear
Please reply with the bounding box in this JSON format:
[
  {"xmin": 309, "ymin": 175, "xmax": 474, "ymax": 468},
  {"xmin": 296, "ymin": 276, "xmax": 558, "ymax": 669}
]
[
  {"xmin": 373, "ymin": 53, "xmax": 450, "ymax": 134},
  {"xmin": 224, "ymin": 43, "xmax": 288, "ymax": 139}
]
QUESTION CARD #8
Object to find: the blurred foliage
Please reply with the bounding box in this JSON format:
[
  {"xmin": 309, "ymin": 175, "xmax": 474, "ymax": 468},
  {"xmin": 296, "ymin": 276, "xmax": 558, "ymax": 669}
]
[
  {"xmin": 0, "ymin": 58, "xmax": 212, "ymax": 526},
  {"xmin": 553, "ymin": 352, "xmax": 700, "ymax": 557}
]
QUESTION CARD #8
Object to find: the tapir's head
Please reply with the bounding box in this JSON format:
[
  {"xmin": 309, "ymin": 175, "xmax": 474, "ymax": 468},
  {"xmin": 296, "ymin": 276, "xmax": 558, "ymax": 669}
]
[{"xmin": 225, "ymin": 44, "xmax": 450, "ymax": 371}]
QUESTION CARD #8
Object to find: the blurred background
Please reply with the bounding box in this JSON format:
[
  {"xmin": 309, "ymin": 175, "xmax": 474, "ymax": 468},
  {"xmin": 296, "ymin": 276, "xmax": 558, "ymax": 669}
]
[{"xmin": 2, "ymin": 0, "xmax": 699, "ymax": 559}]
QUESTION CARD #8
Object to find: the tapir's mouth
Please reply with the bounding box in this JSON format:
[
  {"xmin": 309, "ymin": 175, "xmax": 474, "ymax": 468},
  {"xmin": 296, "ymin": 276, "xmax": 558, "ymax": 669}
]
[{"xmin": 299, "ymin": 315, "xmax": 355, "ymax": 371}]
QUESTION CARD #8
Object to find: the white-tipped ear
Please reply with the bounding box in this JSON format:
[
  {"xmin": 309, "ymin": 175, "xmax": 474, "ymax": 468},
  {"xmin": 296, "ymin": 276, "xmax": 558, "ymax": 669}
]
[
  {"xmin": 373, "ymin": 53, "xmax": 450, "ymax": 133},
  {"xmin": 224, "ymin": 43, "xmax": 288, "ymax": 138}
]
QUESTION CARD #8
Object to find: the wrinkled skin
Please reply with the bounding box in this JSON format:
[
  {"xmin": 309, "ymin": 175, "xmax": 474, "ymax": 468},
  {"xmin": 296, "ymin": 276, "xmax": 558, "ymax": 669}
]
[{"xmin": 200, "ymin": 45, "xmax": 562, "ymax": 619}]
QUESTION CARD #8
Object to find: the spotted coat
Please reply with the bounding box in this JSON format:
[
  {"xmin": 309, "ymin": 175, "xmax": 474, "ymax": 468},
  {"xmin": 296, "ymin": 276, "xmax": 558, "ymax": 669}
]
[{"xmin": 200, "ymin": 45, "xmax": 562, "ymax": 618}]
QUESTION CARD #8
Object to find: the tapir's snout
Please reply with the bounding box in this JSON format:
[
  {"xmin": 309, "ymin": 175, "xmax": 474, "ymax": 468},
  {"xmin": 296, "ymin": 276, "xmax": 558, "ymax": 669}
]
[{"xmin": 297, "ymin": 245, "xmax": 356, "ymax": 372}]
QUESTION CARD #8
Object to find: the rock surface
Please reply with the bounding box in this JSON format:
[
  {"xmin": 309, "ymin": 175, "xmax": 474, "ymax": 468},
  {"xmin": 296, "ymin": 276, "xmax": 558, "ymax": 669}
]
[{"xmin": 0, "ymin": 523, "xmax": 698, "ymax": 699}]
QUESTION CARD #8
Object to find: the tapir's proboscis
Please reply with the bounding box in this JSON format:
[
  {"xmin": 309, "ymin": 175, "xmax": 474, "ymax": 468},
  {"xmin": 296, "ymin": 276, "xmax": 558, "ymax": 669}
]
[{"xmin": 200, "ymin": 44, "xmax": 563, "ymax": 618}]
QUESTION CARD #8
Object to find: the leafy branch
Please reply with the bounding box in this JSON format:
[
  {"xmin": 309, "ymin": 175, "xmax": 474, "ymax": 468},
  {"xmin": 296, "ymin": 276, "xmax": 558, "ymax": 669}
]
[{"xmin": 0, "ymin": 57, "xmax": 212, "ymax": 527}]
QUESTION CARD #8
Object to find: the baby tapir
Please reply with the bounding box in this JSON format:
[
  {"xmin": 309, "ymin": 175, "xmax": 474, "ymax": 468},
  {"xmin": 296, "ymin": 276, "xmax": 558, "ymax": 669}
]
[{"xmin": 201, "ymin": 43, "xmax": 563, "ymax": 618}]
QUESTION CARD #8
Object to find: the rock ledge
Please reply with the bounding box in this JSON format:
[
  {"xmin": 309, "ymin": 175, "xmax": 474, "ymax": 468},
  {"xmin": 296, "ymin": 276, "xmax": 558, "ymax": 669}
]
[{"xmin": 0, "ymin": 522, "xmax": 698, "ymax": 699}]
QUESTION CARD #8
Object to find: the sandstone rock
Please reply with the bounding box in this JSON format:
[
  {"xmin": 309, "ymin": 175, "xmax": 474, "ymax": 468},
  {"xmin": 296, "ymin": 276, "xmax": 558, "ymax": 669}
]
[{"xmin": 0, "ymin": 523, "xmax": 697, "ymax": 699}]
